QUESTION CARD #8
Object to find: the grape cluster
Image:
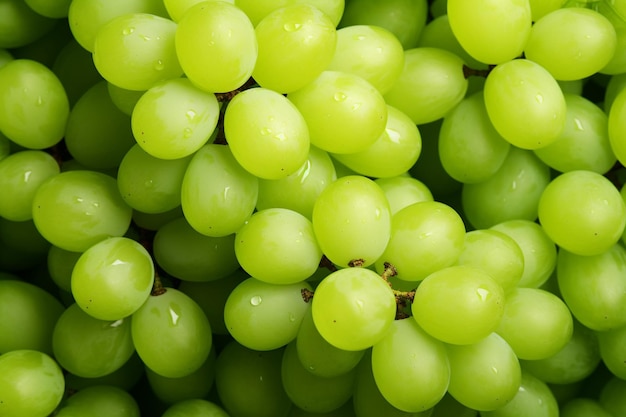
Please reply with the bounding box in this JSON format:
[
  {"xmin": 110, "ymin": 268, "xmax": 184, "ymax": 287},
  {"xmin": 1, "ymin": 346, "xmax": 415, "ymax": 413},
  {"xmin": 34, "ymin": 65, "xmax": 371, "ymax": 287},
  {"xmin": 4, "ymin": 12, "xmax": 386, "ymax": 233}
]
[{"xmin": 2, "ymin": 0, "xmax": 626, "ymax": 416}]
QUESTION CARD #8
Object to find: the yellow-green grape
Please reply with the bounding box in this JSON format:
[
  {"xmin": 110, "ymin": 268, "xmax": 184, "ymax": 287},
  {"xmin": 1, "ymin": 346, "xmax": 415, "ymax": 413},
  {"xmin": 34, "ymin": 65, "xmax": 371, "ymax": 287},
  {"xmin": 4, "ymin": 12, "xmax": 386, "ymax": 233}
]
[
  {"xmin": 598, "ymin": 325, "xmax": 626, "ymax": 380},
  {"xmin": 384, "ymin": 47, "xmax": 468, "ymax": 125},
  {"xmin": 93, "ymin": 13, "xmax": 183, "ymax": 91},
  {"xmin": 53, "ymin": 385, "xmax": 140, "ymax": 417},
  {"xmin": 24, "ymin": 0, "xmax": 71, "ymax": 18},
  {"xmin": 599, "ymin": 377, "xmax": 626, "ymax": 417},
  {"xmin": 225, "ymin": 88, "xmax": 310, "ymax": 179},
  {"xmin": 132, "ymin": 78, "xmax": 219, "ymax": 160},
  {"xmin": 47, "ymin": 245, "xmax": 81, "ymax": 293},
  {"xmin": 235, "ymin": 0, "xmax": 345, "ymax": 27},
  {"xmin": 175, "ymin": 1, "xmax": 257, "ymax": 93},
  {"xmin": 597, "ymin": 0, "xmax": 626, "ymax": 75},
  {"xmin": 288, "ymin": 71, "xmax": 387, "ymax": 154},
  {"xmin": 375, "ymin": 176, "xmax": 433, "ymax": 216},
  {"xmin": 483, "ymin": 59, "xmax": 567, "ymax": 150},
  {"xmin": 0, "ymin": 59, "xmax": 69, "ymax": 149},
  {"xmin": 164, "ymin": 0, "xmax": 232, "ymax": 22},
  {"xmin": 253, "ymin": 4, "xmax": 337, "ymax": 94},
  {"xmin": 447, "ymin": 0, "xmax": 531, "ymax": 65},
  {"xmin": 524, "ymin": 8, "xmax": 617, "ymax": 81},
  {"xmin": 107, "ymin": 83, "xmax": 145, "ymax": 116},
  {"xmin": 327, "ymin": 25, "xmax": 404, "ymax": 95},
  {"xmin": 52, "ymin": 40, "xmax": 103, "ymax": 108},
  {"xmin": 528, "ymin": 0, "xmax": 565, "ymax": 21},
  {"xmin": 609, "ymin": 87, "xmax": 626, "ymax": 166},
  {"xmin": 0, "ymin": 0, "xmax": 57, "ymax": 49}
]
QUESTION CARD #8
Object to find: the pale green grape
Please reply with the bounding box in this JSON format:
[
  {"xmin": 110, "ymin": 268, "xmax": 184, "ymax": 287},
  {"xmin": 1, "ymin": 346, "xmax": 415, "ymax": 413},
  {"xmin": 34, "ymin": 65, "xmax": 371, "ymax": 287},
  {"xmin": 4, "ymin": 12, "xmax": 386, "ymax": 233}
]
[
  {"xmin": 0, "ymin": 0, "xmax": 56, "ymax": 48},
  {"xmin": 557, "ymin": 244, "xmax": 626, "ymax": 331},
  {"xmin": 52, "ymin": 303, "xmax": 134, "ymax": 377},
  {"xmin": 224, "ymin": 278, "xmax": 312, "ymax": 351},
  {"xmin": 413, "ymin": 265, "xmax": 505, "ymax": 345},
  {"xmin": 599, "ymin": 377, "xmax": 626, "ymax": 417},
  {"xmin": 604, "ymin": 73, "xmax": 626, "ymax": 114},
  {"xmin": 236, "ymin": 0, "xmax": 345, "ymax": 27},
  {"xmin": 215, "ymin": 341, "xmax": 291, "ymax": 417},
  {"xmin": 153, "ymin": 217, "xmax": 239, "ymax": 282},
  {"xmin": 71, "ymin": 237, "xmax": 154, "ymax": 320},
  {"xmin": 609, "ymin": 86, "xmax": 626, "ymax": 166},
  {"xmin": 538, "ymin": 170, "xmax": 626, "ymax": 256},
  {"xmin": 597, "ymin": 321, "xmax": 626, "ymax": 379},
  {"xmin": 253, "ymin": 4, "xmax": 337, "ymax": 94},
  {"xmin": 24, "ymin": 0, "xmax": 70, "ymax": 18},
  {"xmin": 224, "ymin": 87, "xmax": 310, "ymax": 179},
  {"xmin": 47, "ymin": 245, "xmax": 81, "ymax": 293},
  {"xmin": 483, "ymin": 59, "xmax": 567, "ymax": 149},
  {"xmin": 164, "ymin": 0, "xmax": 229, "ymax": 22},
  {"xmin": 132, "ymin": 77, "xmax": 219, "ymax": 160},
  {"xmin": 0, "ymin": 150, "xmax": 59, "ymax": 221},
  {"xmin": 311, "ymin": 175, "xmax": 391, "ymax": 267},
  {"xmin": 597, "ymin": 0, "xmax": 626, "ymax": 74},
  {"xmin": 235, "ymin": 208, "xmax": 322, "ymax": 285},
  {"xmin": 331, "ymin": 105, "xmax": 422, "ymax": 178},
  {"xmin": 439, "ymin": 91, "xmax": 511, "ymax": 184},
  {"xmin": 446, "ymin": 333, "xmax": 521, "ymax": 411},
  {"xmin": 447, "ymin": 0, "xmax": 531, "ymax": 65},
  {"xmin": 384, "ymin": 47, "xmax": 467, "ymax": 125},
  {"xmin": 161, "ymin": 399, "xmax": 229, "ymax": 417},
  {"xmin": 54, "ymin": 385, "xmax": 140, "ymax": 417},
  {"xmin": 529, "ymin": 0, "xmax": 565, "ymax": 21},
  {"xmin": 524, "ymin": 7, "xmax": 616, "ymax": 81},
  {"xmin": 175, "ymin": 1, "xmax": 257, "ymax": 93},
  {"xmin": 372, "ymin": 318, "xmax": 449, "ymax": 412},
  {"xmin": 560, "ymin": 398, "xmax": 614, "ymax": 417},
  {"xmin": 311, "ymin": 267, "xmax": 396, "ymax": 351},
  {"xmin": 282, "ymin": 341, "xmax": 355, "ymax": 413},
  {"xmin": 117, "ymin": 145, "xmax": 192, "ymax": 214},
  {"xmin": 0, "ymin": 279, "xmax": 64, "ymax": 355},
  {"xmin": 462, "ymin": 147, "xmax": 551, "ymax": 229},
  {"xmin": 32, "ymin": 170, "xmax": 133, "ymax": 252},
  {"xmin": 181, "ymin": 144, "xmax": 258, "ymax": 237},
  {"xmin": 374, "ymin": 176, "xmax": 433, "ymax": 216},
  {"xmin": 327, "ymin": 25, "xmax": 404, "ymax": 95},
  {"xmin": 456, "ymin": 229, "xmax": 524, "ymax": 292},
  {"xmin": 288, "ymin": 71, "xmax": 387, "ymax": 154},
  {"xmin": 0, "ymin": 59, "xmax": 69, "ymax": 149},
  {"xmin": 131, "ymin": 287, "xmax": 212, "ymax": 378},
  {"xmin": 65, "ymin": 81, "xmax": 135, "ymax": 170},
  {"xmin": 376, "ymin": 200, "xmax": 465, "ymax": 282},
  {"xmin": 534, "ymin": 94, "xmax": 616, "ymax": 174},
  {"xmin": 93, "ymin": 13, "xmax": 182, "ymax": 91},
  {"xmin": 496, "ymin": 287, "xmax": 573, "ymax": 360},
  {"xmin": 51, "ymin": 39, "xmax": 103, "ymax": 107},
  {"xmin": 107, "ymin": 83, "xmax": 145, "ymax": 116}
]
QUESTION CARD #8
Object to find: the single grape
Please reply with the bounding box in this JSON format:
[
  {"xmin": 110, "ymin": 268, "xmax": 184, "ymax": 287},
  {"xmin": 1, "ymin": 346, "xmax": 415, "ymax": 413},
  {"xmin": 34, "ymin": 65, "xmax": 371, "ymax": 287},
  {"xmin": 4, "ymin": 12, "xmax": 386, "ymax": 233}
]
[
  {"xmin": 608, "ymin": 86, "xmax": 626, "ymax": 166},
  {"xmin": 54, "ymin": 385, "xmax": 140, "ymax": 417},
  {"xmin": 63, "ymin": 353, "xmax": 144, "ymax": 392},
  {"xmin": 236, "ymin": 0, "xmax": 344, "ymax": 27},
  {"xmin": 51, "ymin": 39, "xmax": 103, "ymax": 106},
  {"xmin": 560, "ymin": 398, "xmax": 614, "ymax": 417},
  {"xmin": 161, "ymin": 399, "xmax": 229, "ymax": 417},
  {"xmin": 599, "ymin": 376, "xmax": 626, "ymax": 417},
  {"xmin": 597, "ymin": 322, "xmax": 626, "ymax": 379},
  {"xmin": 374, "ymin": 176, "xmax": 433, "ymax": 216}
]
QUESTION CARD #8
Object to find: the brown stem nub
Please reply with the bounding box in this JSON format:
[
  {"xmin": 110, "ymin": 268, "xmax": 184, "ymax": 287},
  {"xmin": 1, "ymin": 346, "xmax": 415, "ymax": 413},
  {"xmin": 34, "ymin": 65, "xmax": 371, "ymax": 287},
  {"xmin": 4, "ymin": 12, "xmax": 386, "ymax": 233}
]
[
  {"xmin": 319, "ymin": 255, "xmax": 338, "ymax": 272},
  {"xmin": 151, "ymin": 271, "xmax": 166, "ymax": 296},
  {"xmin": 301, "ymin": 288, "xmax": 315, "ymax": 303},
  {"xmin": 348, "ymin": 258, "xmax": 365, "ymax": 268},
  {"xmin": 463, "ymin": 64, "xmax": 496, "ymax": 79}
]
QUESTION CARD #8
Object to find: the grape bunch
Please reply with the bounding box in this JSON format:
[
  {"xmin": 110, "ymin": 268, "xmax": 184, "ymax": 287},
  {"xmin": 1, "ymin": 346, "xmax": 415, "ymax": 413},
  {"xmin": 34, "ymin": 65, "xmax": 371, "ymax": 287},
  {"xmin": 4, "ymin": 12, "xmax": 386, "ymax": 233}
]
[{"xmin": 2, "ymin": 0, "xmax": 626, "ymax": 416}]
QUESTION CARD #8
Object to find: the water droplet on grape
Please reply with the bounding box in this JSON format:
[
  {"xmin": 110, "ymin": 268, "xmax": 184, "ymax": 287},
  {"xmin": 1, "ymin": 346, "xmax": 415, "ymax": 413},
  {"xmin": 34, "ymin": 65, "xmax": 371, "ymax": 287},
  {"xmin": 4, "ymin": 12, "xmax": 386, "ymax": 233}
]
[
  {"xmin": 274, "ymin": 132, "xmax": 286, "ymax": 141},
  {"xmin": 169, "ymin": 307, "xmax": 180, "ymax": 325},
  {"xmin": 491, "ymin": 366, "xmax": 498, "ymax": 374},
  {"xmin": 154, "ymin": 60, "xmax": 165, "ymax": 71},
  {"xmin": 535, "ymin": 94, "xmax": 543, "ymax": 104},
  {"xmin": 284, "ymin": 22, "xmax": 302, "ymax": 32},
  {"xmin": 261, "ymin": 127, "xmax": 273, "ymax": 135},
  {"xmin": 355, "ymin": 299, "xmax": 364, "ymax": 310},
  {"xmin": 186, "ymin": 110, "xmax": 197, "ymax": 121},
  {"xmin": 476, "ymin": 287, "xmax": 490, "ymax": 301},
  {"xmin": 334, "ymin": 92, "xmax": 347, "ymax": 102},
  {"xmin": 574, "ymin": 118, "xmax": 584, "ymax": 131},
  {"xmin": 141, "ymin": 35, "xmax": 151, "ymax": 41},
  {"xmin": 308, "ymin": 365, "xmax": 316, "ymax": 371},
  {"xmin": 122, "ymin": 27, "xmax": 135, "ymax": 35},
  {"xmin": 297, "ymin": 160, "xmax": 311, "ymax": 183},
  {"xmin": 110, "ymin": 319, "xmax": 124, "ymax": 328},
  {"xmin": 288, "ymin": 313, "xmax": 296, "ymax": 322},
  {"xmin": 23, "ymin": 170, "xmax": 31, "ymax": 182},
  {"xmin": 183, "ymin": 128, "xmax": 193, "ymax": 138},
  {"xmin": 354, "ymin": 35, "xmax": 366, "ymax": 40},
  {"xmin": 144, "ymin": 179, "xmax": 154, "ymax": 188},
  {"xmin": 387, "ymin": 128, "xmax": 401, "ymax": 143},
  {"xmin": 36, "ymin": 96, "xmax": 43, "ymax": 106},
  {"xmin": 351, "ymin": 102, "xmax": 362, "ymax": 111},
  {"xmin": 250, "ymin": 295, "xmax": 262, "ymax": 306}
]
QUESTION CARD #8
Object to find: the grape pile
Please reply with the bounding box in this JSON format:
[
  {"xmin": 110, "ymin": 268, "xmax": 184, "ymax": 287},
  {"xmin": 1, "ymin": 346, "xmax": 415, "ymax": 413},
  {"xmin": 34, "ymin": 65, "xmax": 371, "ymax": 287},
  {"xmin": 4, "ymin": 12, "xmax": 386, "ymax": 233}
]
[{"xmin": 2, "ymin": 0, "xmax": 626, "ymax": 416}]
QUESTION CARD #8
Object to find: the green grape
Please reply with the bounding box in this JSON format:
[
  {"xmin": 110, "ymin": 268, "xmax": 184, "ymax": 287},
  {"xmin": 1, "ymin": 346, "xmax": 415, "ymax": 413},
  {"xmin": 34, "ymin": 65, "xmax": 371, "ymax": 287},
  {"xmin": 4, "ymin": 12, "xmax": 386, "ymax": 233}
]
[
  {"xmin": 597, "ymin": 323, "xmax": 626, "ymax": 379},
  {"xmin": 604, "ymin": 73, "xmax": 626, "ymax": 114},
  {"xmin": 560, "ymin": 398, "xmax": 614, "ymax": 417},
  {"xmin": 521, "ymin": 319, "xmax": 600, "ymax": 384},
  {"xmin": 64, "ymin": 352, "xmax": 144, "ymax": 392},
  {"xmin": 52, "ymin": 40, "xmax": 103, "ymax": 107},
  {"xmin": 224, "ymin": 87, "xmax": 310, "ymax": 179},
  {"xmin": 483, "ymin": 59, "xmax": 567, "ymax": 149},
  {"xmin": 253, "ymin": 4, "xmax": 337, "ymax": 94},
  {"xmin": 295, "ymin": 308, "xmax": 365, "ymax": 378},
  {"xmin": 456, "ymin": 229, "xmax": 524, "ymax": 292},
  {"xmin": 161, "ymin": 399, "xmax": 229, "ymax": 417},
  {"xmin": 557, "ymin": 244, "xmax": 626, "ymax": 331},
  {"xmin": 131, "ymin": 287, "xmax": 212, "ymax": 378},
  {"xmin": 496, "ymin": 288, "xmax": 573, "ymax": 360},
  {"xmin": 10, "ymin": 18, "xmax": 72, "ymax": 67},
  {"xmin": 524, "ymin": 7, "xmax": 616, "ymax": 81},
  {"xmin": 0, "ymin": 59, "xmax": 69, "ymax": 149},
  {"xmin": 372, "ymin": 318, "xmax": 449, "ymax": 412},
  {"xmin": 376, "ymin": 200, "xmax": 466, "ymax": 282},
  {"xmin": 47, "ymin": 245, "xmax": 82, "ymax": 292},
  {"xmin": 0, "ymin": 150, "xmax": 60, "ymax": 221},
  {"xmin": 430, "ymin": 393, "xmax": 478, "ymax": 417},
  {"xmin": 446, "ymin": 333, "xmax": 521, "ymax": 411},
  {"xmin": 215, "ymin": 341, "xmax": 291, "ymax": 417},
  {"xmin": 439, "ymin": 91, "xmax": 511, "ymax": 184},
  {"xmin": 326, "ymin": 24, "xmax": 404, "ymax": 95},
  {"xmin": 609, "ymin": 86, "xmax": 626, "ymax": 166},
  {"xmin": 181, "ymin": 144, "xmax": 258, "ymax": 237},
  {"xmin": 412, "ymin": 265, "xmax": 505, "ymax": 345},
  {"xmin": 599, "ymin": 377, "xmax": 626, "ymax": 417},
  {"xmin": 480, "ymin": 370, "xmax": 559, "ymax": 417},
  {"xmin": 0, "ymin": 0, "xmax": 57, "ymax": 49},
  {"xmin": 32, "ymin": 170, "xmax": 133, "ymax": 252},
  {"xmin": 132, "ymin": 77, "xmax": 219, "ymax": 160},
  {"xmin": 338, "ymin": 0, "xmax": 428, "ymax": 49},
  {"xmin": 164, "ymin": 0, "xmax": 229, "ymax": 22},
  {"xmin": 107, "ymin": 83, "xmax": 145, "ymax": 116},
  {"xmin": 0, "ymin": 279, "xmax": 64, "ymax": 355},
  {"xmin": 71, "ymin": 237, "xmax": 154, "ymax": 320},
  {"xmin": 534, "ymin": 94, "xmax": 616, "ymax": 174},
  {"xmin": 462, "ymin": 147, "xmax": 551, "ymax": 229},
  {"xmin": 529, "ymin": 0, "xmax": 565, "ymax": 21},
  {"xmin": 331, "ymin": 105, "xmax": 422, "ymax": 178},
  {"xmin": 54, "ymin": 385, "xmax": 140, "ymax": 417},
  {"xmin": 311, "ymin": 267, "xmax": 396, "ymax": 351},
  {"xmin": 256, "ymin": 145, "xmax": 337, "ymax": 220},
  {"xmin": 312, "ymin": 175, "xmax": 391, "ymax": 267},
  {"xmin": 24, "ymin": 0, "xmax": 71, "ymax": 18},
  {"xmin": 597, "ymin": 0, "xmax": 626, "ymax": 75},
  {"xmin": 490, "ymin": 220, "xmax": 557, "ymax": 289},
  {"xmin": 132, "ymin": 206, "xmax": 183, "ymax": 231},
  {"xmin": 0, "ymin": 48, "xmax": 13, "ymax": 68},
  {"xmin": 224, "ymin": 277, "xmax": 312, "ymax": 351},
  {"xmin": 52, "ymin": 303, "xmax": 134, "ymax": 377},
  {"xmin": 175, "ymin": 1, "xmax": 257, "ymax": 93},
  {"xmin": 0, "ymin": 349, "xmax": 65, "ymax": 417},
  {"xmin": 538, "ymin": 170, "xmax": 626, "ymax": 256},
  {"xmin": 374, "ymin": 176, "xmax": 433, "ymax": 215},
  {"xmin": 282, "ymin": 341, "xmax": 355, "ymax": 413},
  {"xmin": 0, "ymin": 217, "xmax": 50, "ymax": 261},
  {"xmin": 235, "ymin": 0, "xmax": 345, "ymax": 27},
  {"xmin": 65, "ymin": 81, "xmax": 135, "ymax": 170},
  {"xmin": 447, "ymin": 0, "xmax": 531, "ymax": 65},
  {"xmin": 384, "ymin": 47, "xmax": 468, "ymax": 125},
  {"xmin": 288, "ymin": 71, "xmax": 388, "ymax": 154}
]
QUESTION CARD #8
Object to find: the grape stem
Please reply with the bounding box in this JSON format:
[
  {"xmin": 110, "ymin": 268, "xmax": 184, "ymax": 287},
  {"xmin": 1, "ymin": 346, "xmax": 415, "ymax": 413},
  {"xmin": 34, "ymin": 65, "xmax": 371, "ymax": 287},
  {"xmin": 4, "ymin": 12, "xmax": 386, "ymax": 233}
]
[
  {"xmin": 151, "ymin": 271, "xmax": 166, "ymax": 296},
  {"xmin": 462, "ymin": 64, "xmax": 496, "ymax": 79}
]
